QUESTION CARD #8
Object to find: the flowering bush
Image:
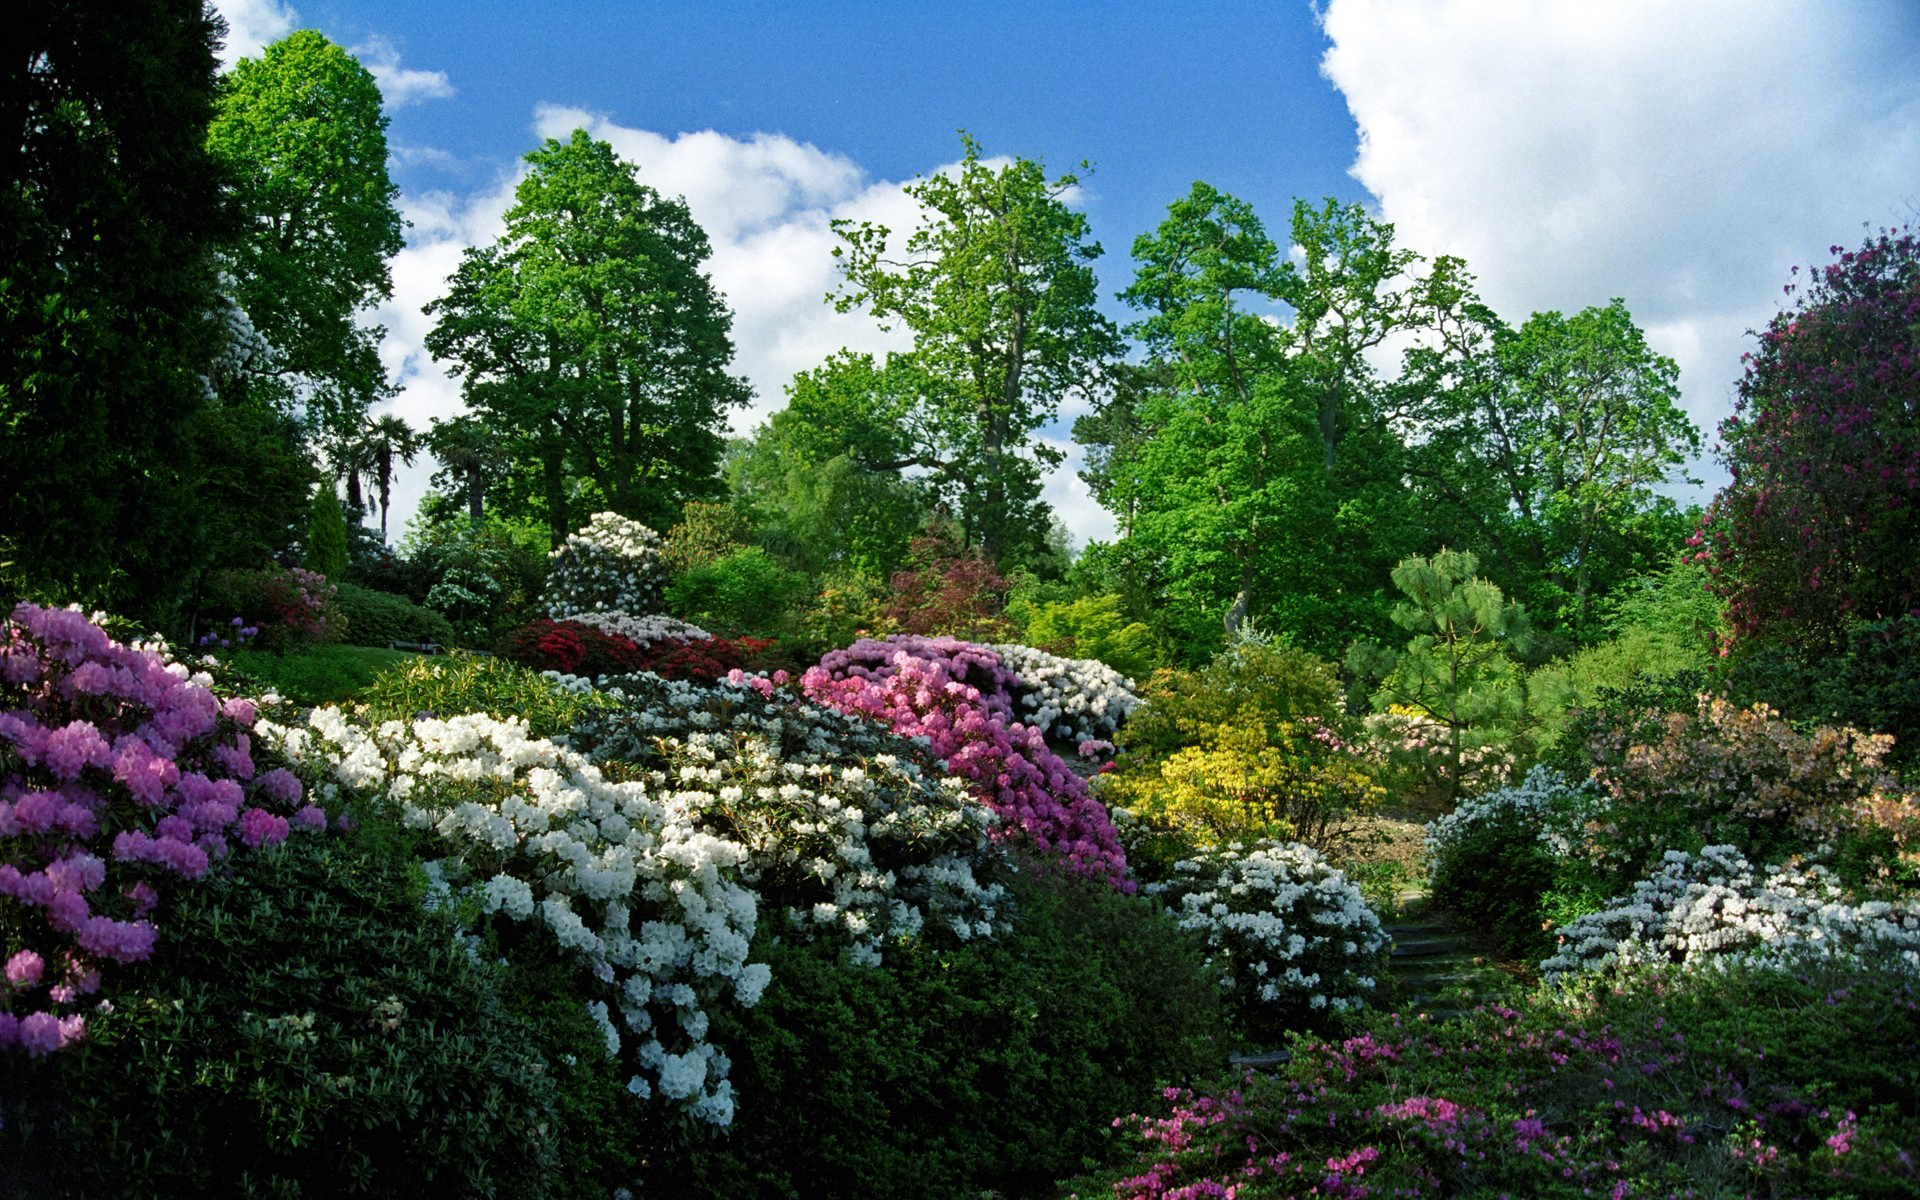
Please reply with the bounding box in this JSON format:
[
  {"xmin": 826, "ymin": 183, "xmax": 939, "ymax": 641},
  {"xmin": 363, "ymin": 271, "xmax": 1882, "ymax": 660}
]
[
  {"xmin": 1358, "ymin": 706, "xmax": 1521, "ymax": 809},
  {"xmin": 803, "ymin": 643, "xmax": 1132, "ymax": 891},
  {"xmin": 0, "ymin": 604, "xmax": 324, "ymax": 1055},
  {"xmin": 1574, "ymin": 693, "xmax": 1919, "ymax": 890},
  {"xmin": 504, "ymin": 619, "xmax": 651, "ymax": 678},
  {"xmin": 568, "ymin": 670, "xmax": 1008, "ymax": 965},
  {"xmin": 1071, "ymin": 961, "xmax": 1920, "ymax": 1199},
  {"xmin": 1146, "ymin": 839, "xmax": 1387, "ymax": 1037},
  {"xmin": 989, "ymin": 641, "xmax": 1139, "ymax": 745},
  {"xmin": 1540, "ymin": 844, "xmax": 1920, "ymax": 982},
  {"xmin": 556, "ymin": 610, "xmax": 711, "ymax": 646},
  {"xmin": 1424, "ymin": 766, "xmax": 1590, "ymax": 960},
  {"xmin": 203, "ymin": 565, "xmax": 342, "ymax": 651},
  {"xmin": 260, "ymin": 706, "xmax": 760, "ymax": 1125},
  {"xmin": 881, "ymin": 523, "xmax": 1017, "ymax": 642},
  {"xmin": 543, "ymin": 512, "xmax": 667, "ymax": 618}
]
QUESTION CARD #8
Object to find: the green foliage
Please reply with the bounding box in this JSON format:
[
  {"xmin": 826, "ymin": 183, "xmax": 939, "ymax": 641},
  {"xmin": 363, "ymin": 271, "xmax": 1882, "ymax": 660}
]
[
  {"xmin": 425, "ymin": 129, "xmax": 749, "ymax": 545},
  {"xmin": 331, "ymin": 582, "xmax": 457, "ymax": 648},
  {"xmin": 1348, "ymin": 549, "xmax": 1555, "ymax": 806},
  {"xmin": 402, "ymin": 513, "xmax": 549, "ymax": 643},
  {"xmin": 0, "ymin": 829, "xmax": 635, "ymax": 1199},
  {"xmin": 663, "ymin": 546, "xmax": 808, "ymax": 637},
  {"xmin": 306, "ymin": 486, "xmax": 351, "ymax": 581},
  {"xmin": 1727, "ymin": 615, "xmax": 1920, "ymax": 773},
  {"xmin": 1, "ymin": 0, "xmax": 231, "ymax": 623},
  {"xmin": 661, "ymin": 499, "xmax": 754, "ymax": 574},
  {"xmin": 222, "ymin": 643, "xmax": 415, "ymax": 708},
  {"xmin": 829, "ymin": 133, "xmax": 1123, "ymax": 564},
  {"xmin": 1016, "ymin": 592, "xmax": 1160, "ymax": 682},
  {"xmin": 653, "ymin": 869, "xmax": 1225, "ymax": 1200},
  {"xmin": 357, "ymin": 654, "xmax": 617, "ymax": 740},
  {"xmin": 209, "ymin": 30, "xmax": 403, "ymax": 448},
  {"xmin": 1069, "ymin": 960, "xmax": 1920, "ymax": 1199},
  {"xmin": 1105, "ymin": 636, "xmax": 1378, "ymax": 869}
]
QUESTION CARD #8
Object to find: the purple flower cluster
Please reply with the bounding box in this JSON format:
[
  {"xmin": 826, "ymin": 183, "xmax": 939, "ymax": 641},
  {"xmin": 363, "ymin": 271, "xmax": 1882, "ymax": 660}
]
[
  {"xmin": 803, "ymin": 637, "xmax": 1132, "ymax": 892},
  {"xmin": 0, "ymin": 604, "xmax": 326, "ymax": 1055}
]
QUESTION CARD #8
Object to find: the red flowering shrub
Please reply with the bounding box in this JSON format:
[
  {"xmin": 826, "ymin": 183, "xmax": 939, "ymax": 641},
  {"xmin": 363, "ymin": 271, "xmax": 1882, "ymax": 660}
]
[{"xmin": 502, "ymin": 619, "xmax": 648, "ymax": 678}]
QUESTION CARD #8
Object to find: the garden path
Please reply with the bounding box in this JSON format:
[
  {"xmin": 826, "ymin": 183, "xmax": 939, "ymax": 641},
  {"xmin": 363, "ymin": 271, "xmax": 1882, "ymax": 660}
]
[{"xmin": 1381, "ymin": 887, "xmax": 1517, "ymax": 1020}]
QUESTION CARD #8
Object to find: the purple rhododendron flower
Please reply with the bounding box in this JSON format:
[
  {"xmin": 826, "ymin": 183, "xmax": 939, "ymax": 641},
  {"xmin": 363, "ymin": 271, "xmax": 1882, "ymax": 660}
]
[{"xmin": 4, "ymin": 950, "xmax": 43, "ymax": 988}]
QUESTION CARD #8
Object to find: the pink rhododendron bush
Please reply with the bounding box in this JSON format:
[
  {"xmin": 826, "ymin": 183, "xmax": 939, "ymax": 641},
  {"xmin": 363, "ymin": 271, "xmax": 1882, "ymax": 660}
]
[
  {"xmin": 804, "ymin": 635, "xmax": 1133, "ymax": 891},
  {"xmin": 0, "ymin": 604, "xmax": 323, "ymax": 1055}
]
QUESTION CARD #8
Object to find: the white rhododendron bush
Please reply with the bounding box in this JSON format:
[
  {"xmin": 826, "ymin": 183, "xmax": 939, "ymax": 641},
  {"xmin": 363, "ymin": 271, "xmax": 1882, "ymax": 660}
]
[
  {"xmin": 1147, "ymin": 839, "xmax": 1387, "ymax": 1029},
  {"xmin": 1541, "ymin": 843, "xmax": 1920, "ymax": 981},
  {"xmin": 989, "ymin": 641, "xmax": 1139, "ymax": 748},
  {"xmin": 543, "ymin": 511, "xmax": 668, "ymax": 618}
]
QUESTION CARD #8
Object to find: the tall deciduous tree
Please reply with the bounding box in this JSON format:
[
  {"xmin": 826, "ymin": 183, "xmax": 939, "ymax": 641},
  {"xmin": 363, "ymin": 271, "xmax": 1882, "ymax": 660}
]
[
  {"xmin": 1699, "ymin": 227, "xmax": 1920, "ymax": 651},
  {"xmin": 1413, "ymin": 300, "xmax": 1701, "ymax": 641},
  {"xmin": 208, "ymin": 30, "xmax": 404, "ymax": 449},
  {"xmin": 828, "ymin": 133, "xmax": 1121, "ymax": 564},
  {"xmin": 425, "ymin": 130, "xmax": 750, "ymax": 547},
  {"xmin": 0, "ymin": 0, "xmax": 230, "ymax": 619}
]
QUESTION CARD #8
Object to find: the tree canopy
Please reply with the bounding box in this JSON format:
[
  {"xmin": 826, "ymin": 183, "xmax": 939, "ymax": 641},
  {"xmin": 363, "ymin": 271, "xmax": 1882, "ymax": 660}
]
[{"xmin": 425, "ymin": 130, "xmax": 750, "ymax": 546}]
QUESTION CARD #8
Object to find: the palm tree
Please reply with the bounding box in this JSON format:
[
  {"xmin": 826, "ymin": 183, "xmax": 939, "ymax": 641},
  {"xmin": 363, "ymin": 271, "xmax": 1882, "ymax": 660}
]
[
  {"xmin": 363, "ymin": 413, "xmax": 421, "ymax": 539},
  {"xmin": 426, "ymin": 415, "xmax": 505, "ymax": 531}
]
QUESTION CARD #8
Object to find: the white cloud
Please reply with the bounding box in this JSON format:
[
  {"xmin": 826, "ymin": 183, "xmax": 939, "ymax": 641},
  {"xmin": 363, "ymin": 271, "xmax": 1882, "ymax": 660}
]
[
  {"xmin": 1318, "ymin": 0, "xmax": 1920, "ymax": 473},
  {"xmin": 211, "ymin": 0, "xmax": 296, "ymax": 68},
  {"xmin": 355, "ymin": 35, "xmax": 456, "ymax": 108}
]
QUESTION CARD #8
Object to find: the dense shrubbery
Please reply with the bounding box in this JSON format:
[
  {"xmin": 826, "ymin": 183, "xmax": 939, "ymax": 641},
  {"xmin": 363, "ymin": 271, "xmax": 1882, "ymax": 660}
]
[
  {"xmin": 542, "ymin": 512, "xmax": 667, "ymax": 618},
  {"xmin": 1070, "ymin": 961, "xmax": 1920, "ymax": 1199},
  {"xmin": 201, "ymin": 565, "xmax": 344, "ymax": 651},
  {"xmin": 658, "ymin": 869, "xmax": 1226, "ymax": 1200},
  {"xmin": 665, "ymin": 545, "xmax": 808, "ymax": 636},
  {"xmin": 332, "ymin": 580, "xmax": 457, "ymax": 647}
]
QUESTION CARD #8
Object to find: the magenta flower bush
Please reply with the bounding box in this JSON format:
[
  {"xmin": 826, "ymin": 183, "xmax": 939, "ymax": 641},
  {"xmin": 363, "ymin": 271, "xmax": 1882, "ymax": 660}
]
[
  {"xmin": 803, "ymin": 638, "xmax": 1132, "ymax": 892},
  {"xmin": 0, "ymin": 604, "xmax": 324, "ymax": 1056}
]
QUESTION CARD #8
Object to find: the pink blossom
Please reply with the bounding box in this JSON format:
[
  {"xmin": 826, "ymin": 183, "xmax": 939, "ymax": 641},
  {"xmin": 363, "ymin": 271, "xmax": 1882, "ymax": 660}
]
[
  {"xmin": 255, "ymin": 768, "xmax": 303, "ymax": 805},
  {"xmin": 5, "ymin": 950, "xmax": 44, "ymax": 988},
  {"xmin": 235, "ymin": 807, "xmax": 289, "ymax": 849}
]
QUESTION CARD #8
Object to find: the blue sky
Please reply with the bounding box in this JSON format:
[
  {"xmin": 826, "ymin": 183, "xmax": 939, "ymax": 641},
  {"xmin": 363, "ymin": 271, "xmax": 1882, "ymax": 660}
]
[{"xmin": 215, "ymin": 0, "xmax": 1920, "ymax": 549}]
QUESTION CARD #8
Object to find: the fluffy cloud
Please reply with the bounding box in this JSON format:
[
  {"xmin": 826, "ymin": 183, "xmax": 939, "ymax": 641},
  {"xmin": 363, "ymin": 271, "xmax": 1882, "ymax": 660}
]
[
  {"xmin": 211, "ymin": 0, "xmax": 296, "ymax": 67},
  {"xmin": 1319, "ymin": 0, "xmax": 1920, "ymax": 462},
  {"xmin": 355, "ymin": 35, "xmax": 456, "ymax": 108},
  {"xmin": 372, "ymin": 116, "xmax": 933, "ymax": 543}
]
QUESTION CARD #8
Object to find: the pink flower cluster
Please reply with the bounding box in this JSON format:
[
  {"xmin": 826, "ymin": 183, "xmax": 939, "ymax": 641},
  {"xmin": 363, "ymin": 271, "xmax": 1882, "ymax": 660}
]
[
  {"xmin": 803, "ymin": 638, "xmax": 1132, "ymax": 892},
  {"xmin": 0, "ymin": 604, "xmax": 326, "ymax": 1055}
]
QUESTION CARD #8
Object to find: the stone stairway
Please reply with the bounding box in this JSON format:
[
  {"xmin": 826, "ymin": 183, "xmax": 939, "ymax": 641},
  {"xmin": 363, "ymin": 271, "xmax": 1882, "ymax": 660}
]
[{"xmin": 1381, "ymin": 889, "xmax": 1515, "ymax": 1020}]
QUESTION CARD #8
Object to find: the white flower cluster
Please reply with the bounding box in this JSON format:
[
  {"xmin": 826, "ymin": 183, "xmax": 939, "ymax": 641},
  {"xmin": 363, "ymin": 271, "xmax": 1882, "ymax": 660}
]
[
  {"xmin": 555, "ymin": 610, "xmax": 712, "ymax": 646},
  {"xmin": 990, "ymin": 642, "xmax": 1140, "ymax": 746},
  {"xmin": 1540, "ymin": 843, "xmax": 1920, "ymax": 982},
  {"xmin": 543, "ymin": 512, "xmax": 666, "ymax": 618},
  {"xmin": 1146, "ymin": 840, "xmax": 1388, "ymax": 1016},
  {"xmin": 569, "ymin": 671, "xmax": 1010, "ymax": 965},
  {"xmin": 259, "ymin": 706, "xmax": 760, "ymax": 1126},
  {"xmin": 1424, "ymin": 765, "xmax": 1586, "ymax": 877}
]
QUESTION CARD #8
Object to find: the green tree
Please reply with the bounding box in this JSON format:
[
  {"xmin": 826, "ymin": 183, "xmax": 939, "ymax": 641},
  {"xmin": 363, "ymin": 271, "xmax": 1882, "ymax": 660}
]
[
  {"xmin": 208, "ymin": 30, "xmax": 404, "ymax": 451},
  {"xmin": 425, "ymin": 130, "xmax": 750, "ymax": 547},
  {"xmin": 828, "ymin": 133, "xmax": 1122, "ymax": 564},
  {"xmin": 1347, "ymin": 549, "xmax": 1551, "ymax": 806},
  {"xmin": 359, "ymin": 412, "xmax": 420, "ymax": 540},
  {"xmin": 424, "ymin": 414, "xmax": 509, "ymax": 531},
  {"xmin": 306, "ymin": 484, "xmax": 350, "ymax": 580},
  {"xmin": 0, "ymin": 0, "xmax": 231, "ymax": 620},
  {"xmin": 1412, "ymin": 300, "xmax": 1701, "ymax": 641}
]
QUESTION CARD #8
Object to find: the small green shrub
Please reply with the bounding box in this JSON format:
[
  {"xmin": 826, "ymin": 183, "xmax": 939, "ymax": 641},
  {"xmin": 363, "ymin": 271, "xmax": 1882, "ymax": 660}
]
[
  {"xmin": 0, "ymin": 829, "xmax": 637, "ymax": 1199},
  {"xmin": 665, "ymin": 545, "xmax": 808, "ymax": 636},
  {"xmin": 222, "ymin": 643, "xmax": 414, "ymax": 707},
  {"xmin": 1017, "ymin": 592, "xmax": 1159, "ymax": 682},
  {"xmin": 332, "ymin": 581, "xmax": 457, "ymax": 647},
  {"xmin": 357, "ymin": 653, "xmax": 617, "ymax": 739},
  {"xmin": 656, "ymin": 868, "xmax": 1227, "ymax": 1200}
]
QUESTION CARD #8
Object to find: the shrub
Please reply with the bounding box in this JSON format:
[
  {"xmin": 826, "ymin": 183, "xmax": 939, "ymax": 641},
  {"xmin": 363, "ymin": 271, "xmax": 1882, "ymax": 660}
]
[
  {"xmin": 664, "ymin": 545, "xmax": 808, "ymax": 636},
  {"xmin": 660, "ymin": 500, "xmax": 753, "ymax": 574},
  {"xmin": 1425, "ymin": 766, "xmax": 1590, "ymax": 961},
  {"xmin": 220, "ymin": 644, "xmax": 412, "ymax": 709},
  {"xmin": 1017, "ymin": 591, "xmax": 1159, "ymax": 682},
  {"xmin": 1541, "ymin": 844, "xmax": 1920, "ymax": 982},
  {"xmin": 881, "ymin": 522, "xmax": 1016, "ymax": 641},
  {"xmin": 305, "ymin": 486, "xmax": 350, "ymax": 581},
  {"xmin": 1726, "ymin": 614, "xmax": 1920, "ymax": 773},
  {"xmin": 543, "ymin": 512, "xmax": 666, "ymax": 618},
  {"xmin": 332, "ymin": 581, "xmax": 456, "ymax": 647},
  {"xmin": 657, "ymin": 868, "xmax": 1226, "ymax": 1200},
  {"xmin": 989, "ymin": 641, "xmax": 1141, "ymax": 747},
  {"xmin": 1103, "ymin": 637, "xmax": 1381, "ymax": 860},
  {"xmin": 357, "ymin": 654, "xmax": 618, "ymax": 741},
  {"xmin": 0, "ymin": 829, "xmax": 637, "ymax": 1199},
  {"xmin": 0, "ymin": 604, "xmax": 326, "ymax": 1056},
  {"xmin": 261, "ymin": 705, "xmax": 765, "ymax": 1126},
  {"xmin": 1071, "ymin": 961, "xmax": 1920, "ymax": 1199},
  {"xmin": 503, "ymin": 618, "xmax": 649, "ymax": 678},
  {"xmin": 1147, "ymin": 839, "xmax": 1388, "ymax": 1040},
  {"xmin": 804, "ymin": 640, "xmax": 1133, "ymax": 891},
  {"xmin": 202, "ymin": 565, "xmax": 342, "ymax": 652}
]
